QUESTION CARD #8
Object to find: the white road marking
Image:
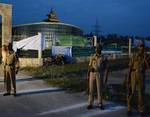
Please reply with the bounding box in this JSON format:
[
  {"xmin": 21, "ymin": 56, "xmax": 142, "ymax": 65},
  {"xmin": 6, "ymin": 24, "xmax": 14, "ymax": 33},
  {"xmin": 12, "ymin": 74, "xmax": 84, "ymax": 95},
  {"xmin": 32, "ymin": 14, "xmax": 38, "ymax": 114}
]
[
  {"xmin": 79, "ymin": 105, "xmax": 125, "ymax": 117},
  {"xmin": 39, "ymin": 101, "xmax": 126, "ymax": 116},
  {"xmin": 39, "ymin": 102, "xmax": 88, "ymax": 115}
]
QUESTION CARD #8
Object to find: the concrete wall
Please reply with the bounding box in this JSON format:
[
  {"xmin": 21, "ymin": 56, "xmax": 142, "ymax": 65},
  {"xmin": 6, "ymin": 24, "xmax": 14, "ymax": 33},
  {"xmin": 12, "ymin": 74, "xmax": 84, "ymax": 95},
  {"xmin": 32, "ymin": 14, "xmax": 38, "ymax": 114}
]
[
  {"xmin": 0, "ymin": 3, "xmax": 12, "ymax": 45},
  {"xmin": 19, "ymin": 58, "xmax": 43, "ymax": 67}
]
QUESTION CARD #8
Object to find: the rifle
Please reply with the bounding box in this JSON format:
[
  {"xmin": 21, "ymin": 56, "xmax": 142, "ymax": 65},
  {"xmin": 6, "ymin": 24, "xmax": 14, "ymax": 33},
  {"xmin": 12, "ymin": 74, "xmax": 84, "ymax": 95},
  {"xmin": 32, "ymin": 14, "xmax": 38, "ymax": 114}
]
[
  {"xmin": 86, "ymin": 68, "xmax": 90, "ymax": 94},
  {"xmin": 126, "ymin": 68, "xmax": 132, "ymax": 96},
  {"xmin": 86, "ymin": 64, "xmax": 94, "ymax": 94}
]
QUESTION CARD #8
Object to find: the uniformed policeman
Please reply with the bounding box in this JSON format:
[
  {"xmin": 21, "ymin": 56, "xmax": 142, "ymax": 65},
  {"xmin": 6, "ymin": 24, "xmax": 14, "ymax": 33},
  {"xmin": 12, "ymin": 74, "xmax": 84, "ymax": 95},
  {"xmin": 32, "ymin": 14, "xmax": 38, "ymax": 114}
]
[
  {"xmin": 87, "ymin": 44, "xmax": 109, "ymax": 110},
  {"xmin": 127, "ymin": 42, "xmax": 149, "ymax": 115},
  {"xmin": 3, "ymin": 43, "xmax": 19, "ymax": 96}
]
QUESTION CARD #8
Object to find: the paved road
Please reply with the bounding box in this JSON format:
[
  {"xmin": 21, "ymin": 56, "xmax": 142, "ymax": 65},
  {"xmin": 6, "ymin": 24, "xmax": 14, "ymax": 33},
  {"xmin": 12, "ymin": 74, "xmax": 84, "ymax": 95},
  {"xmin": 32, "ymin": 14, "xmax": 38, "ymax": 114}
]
[
  {"xmin": 108, "ymin": 69, "xmax": 150, "ymax": 94},
  {"xmin": 0, "ymin": 68, "xmax": 150, "ymax": 117}
]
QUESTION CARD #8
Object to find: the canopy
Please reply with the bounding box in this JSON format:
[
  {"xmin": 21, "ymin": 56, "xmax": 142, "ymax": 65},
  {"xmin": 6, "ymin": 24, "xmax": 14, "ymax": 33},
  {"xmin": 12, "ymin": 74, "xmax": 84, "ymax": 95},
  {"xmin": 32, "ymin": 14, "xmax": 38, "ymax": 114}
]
[{"xmin": 14, "ymin": 33, "xmax": 45, "ymax": 51}]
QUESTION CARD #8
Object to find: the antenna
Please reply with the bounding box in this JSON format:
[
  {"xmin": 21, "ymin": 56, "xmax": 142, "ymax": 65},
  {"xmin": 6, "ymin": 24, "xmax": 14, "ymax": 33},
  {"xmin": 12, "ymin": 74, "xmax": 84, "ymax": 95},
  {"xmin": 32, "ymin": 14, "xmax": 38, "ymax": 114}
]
[{"xmin": 93, "ymin": 18, "xmax": 101, "ymax": 37}]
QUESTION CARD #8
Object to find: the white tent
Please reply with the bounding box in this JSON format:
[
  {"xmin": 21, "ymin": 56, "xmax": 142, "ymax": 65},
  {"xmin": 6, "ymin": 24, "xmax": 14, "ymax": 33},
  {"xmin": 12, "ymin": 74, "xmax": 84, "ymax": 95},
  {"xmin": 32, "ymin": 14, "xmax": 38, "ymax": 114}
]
[
  {"xmin": 15, "ymin": 33, "xmax": 45, "ymax": 50},
  {"xmin": 14, "ymin": 33, "xmax": 45, "ymax": 58}
]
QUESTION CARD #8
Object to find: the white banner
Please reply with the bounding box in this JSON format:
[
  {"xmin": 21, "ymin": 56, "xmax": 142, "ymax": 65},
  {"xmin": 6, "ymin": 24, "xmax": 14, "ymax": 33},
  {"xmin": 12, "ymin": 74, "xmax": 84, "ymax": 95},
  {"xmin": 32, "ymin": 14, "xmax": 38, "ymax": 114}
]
[{"xmin": 52, "ymin": 46, "xmax": 72, "ymax": 57}]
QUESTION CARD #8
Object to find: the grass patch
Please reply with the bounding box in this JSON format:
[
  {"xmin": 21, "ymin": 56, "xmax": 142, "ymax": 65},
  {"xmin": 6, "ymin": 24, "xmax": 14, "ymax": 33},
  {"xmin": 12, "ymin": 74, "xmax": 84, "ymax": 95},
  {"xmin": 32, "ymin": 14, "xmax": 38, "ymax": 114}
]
[
  {"xmin": 45, "ymin": 77, "xmax": 87, "ymax": 92},
  {"xmin": 22, "ymin": 58, "xmax": 129, "ymax": 92},
  {"xmin": 22, "ymin": 58, "xmax": 129, "ymax": 77},
  {"xmin": 22, "ymin": 62, "xmax": 88, "ymax": 78}
]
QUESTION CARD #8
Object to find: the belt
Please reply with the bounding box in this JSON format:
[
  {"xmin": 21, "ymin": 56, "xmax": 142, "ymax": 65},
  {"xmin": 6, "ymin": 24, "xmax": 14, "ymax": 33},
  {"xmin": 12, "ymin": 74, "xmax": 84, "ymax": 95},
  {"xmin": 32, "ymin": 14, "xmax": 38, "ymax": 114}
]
[
  {"xmin": 6, "ymin": 64, "xmax": 14, "ymax": 66},
  {"xmin": 131, "ymin": 69, "xmax": 136, "ymax": 71},
  {"xmin": 90, "ymin": 68, "xmax": 98, "ymax": 72}
]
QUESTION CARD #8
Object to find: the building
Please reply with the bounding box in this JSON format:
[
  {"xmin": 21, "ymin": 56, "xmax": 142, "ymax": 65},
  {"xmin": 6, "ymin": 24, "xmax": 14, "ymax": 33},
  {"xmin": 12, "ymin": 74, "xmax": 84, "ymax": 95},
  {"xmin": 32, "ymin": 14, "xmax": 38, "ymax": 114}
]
[{"xmin": 12, "ymin": 9, "xmax": 84, "ymax": 49}]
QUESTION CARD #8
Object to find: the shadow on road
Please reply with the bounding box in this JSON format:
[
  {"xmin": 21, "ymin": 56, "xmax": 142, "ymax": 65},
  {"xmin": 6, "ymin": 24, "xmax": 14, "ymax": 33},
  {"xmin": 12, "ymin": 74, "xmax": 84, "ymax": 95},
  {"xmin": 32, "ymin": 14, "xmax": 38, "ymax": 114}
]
[
  {"xmin": 16, "ymin": 88, "xmax": 64, "ymax": 96},
  {"xmin": 0, "ymin": 77, "xmax": 40, "ymax": 83},
  {"xmin": 16, "ymin": 77, "xmax": 43, "ymax": 82}
]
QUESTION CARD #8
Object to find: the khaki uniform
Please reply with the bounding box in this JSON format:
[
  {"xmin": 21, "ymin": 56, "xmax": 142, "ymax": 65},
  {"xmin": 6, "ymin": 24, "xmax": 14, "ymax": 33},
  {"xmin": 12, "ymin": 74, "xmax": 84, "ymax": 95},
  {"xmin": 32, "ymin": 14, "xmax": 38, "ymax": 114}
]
[
  {"xmin": 5, "ymin": 51, "xmax": 19, "ymax": 94},
  {"xmin": 127, "ymin": 53, "xmax": 149, "ymax": 112},
  {"xmin": 88, "ymin": 54, "xmax": 108, "ymax": 105}
]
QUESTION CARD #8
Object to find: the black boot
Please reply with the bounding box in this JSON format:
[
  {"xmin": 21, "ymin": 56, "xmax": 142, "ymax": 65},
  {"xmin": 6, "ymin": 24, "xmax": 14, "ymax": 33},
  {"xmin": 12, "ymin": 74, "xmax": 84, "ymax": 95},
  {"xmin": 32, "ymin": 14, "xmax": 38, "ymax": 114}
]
[
  {"xmin": 100, "ymin": 105, "xmax": 104, "ymax": 110},
  {"xmin": 87, "ymin": 105, "xmax": 93, "ymax": 110},
  {"xmin": 98, "ymin": 105, "xmax": 104, "ymax": 110},
  {"xmin": 13, "ymin": 90, "xmax": 17, "ymax": 97},
  {"xmin": 3, "ymin": 92, "xmax": 11, "ymax": 96}
]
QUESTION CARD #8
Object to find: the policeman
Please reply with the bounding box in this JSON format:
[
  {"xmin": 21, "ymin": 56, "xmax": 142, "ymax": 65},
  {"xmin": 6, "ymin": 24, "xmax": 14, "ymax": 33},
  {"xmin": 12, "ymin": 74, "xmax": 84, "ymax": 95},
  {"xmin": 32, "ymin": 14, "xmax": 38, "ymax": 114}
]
[
  {"xmin": 127, "ymin": 42, "xmax": 149, "ymax": 115},
  {"xmin": 87, "ymin": 44, "xmax": 109, "ymax": 110},
  {"xmin": 3, "ymin": 43, "xmax": 19, "ymax": 96}
]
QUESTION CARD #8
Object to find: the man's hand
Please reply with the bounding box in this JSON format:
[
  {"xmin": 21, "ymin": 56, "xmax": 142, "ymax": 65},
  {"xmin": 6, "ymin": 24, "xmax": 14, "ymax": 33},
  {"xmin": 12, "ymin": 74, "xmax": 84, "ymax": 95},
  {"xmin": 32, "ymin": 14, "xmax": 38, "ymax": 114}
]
[{"xmin": 104, "ymin": 69, "xmax": 109, "ymax": 85}]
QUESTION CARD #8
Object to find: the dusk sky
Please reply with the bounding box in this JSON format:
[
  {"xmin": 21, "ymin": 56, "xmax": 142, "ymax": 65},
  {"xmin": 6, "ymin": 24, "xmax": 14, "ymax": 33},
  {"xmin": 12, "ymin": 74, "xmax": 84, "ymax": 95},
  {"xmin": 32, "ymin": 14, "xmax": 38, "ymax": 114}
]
[{"xmin": 1, "ymin": 0, "xmax": 150, "ymax": 36}]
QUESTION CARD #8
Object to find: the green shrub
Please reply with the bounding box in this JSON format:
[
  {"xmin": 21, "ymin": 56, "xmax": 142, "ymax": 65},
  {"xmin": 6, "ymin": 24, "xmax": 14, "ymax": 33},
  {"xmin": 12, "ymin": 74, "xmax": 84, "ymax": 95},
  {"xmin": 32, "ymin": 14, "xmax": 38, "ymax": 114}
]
[
  {"xmin": 46, "ymin": 77, "xmax": 87, "ymax": 92},
  {"xmin": 23, "ymin": 58, "xmax": 129, "ymax": 92}
]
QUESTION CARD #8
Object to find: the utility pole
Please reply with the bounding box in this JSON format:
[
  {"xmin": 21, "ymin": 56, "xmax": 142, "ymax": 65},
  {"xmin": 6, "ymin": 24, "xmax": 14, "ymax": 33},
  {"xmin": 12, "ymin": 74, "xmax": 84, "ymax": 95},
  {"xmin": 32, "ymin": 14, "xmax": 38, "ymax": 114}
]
[
  {"xmin": 93, "ymin": 19, "xmax": 101, "ymax": 37},
  {"xmin": 128, "ymin": 37, "xmax": 132, "ymax": 58},
  {"xmin": 93, "ymin": 19, "xmax": 101, "ymax": 44}
]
